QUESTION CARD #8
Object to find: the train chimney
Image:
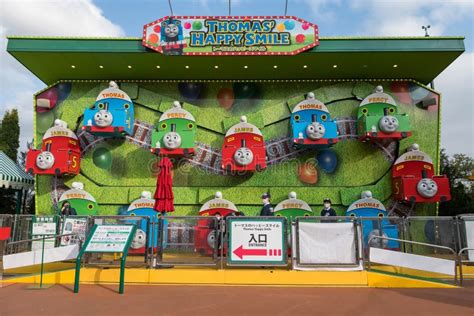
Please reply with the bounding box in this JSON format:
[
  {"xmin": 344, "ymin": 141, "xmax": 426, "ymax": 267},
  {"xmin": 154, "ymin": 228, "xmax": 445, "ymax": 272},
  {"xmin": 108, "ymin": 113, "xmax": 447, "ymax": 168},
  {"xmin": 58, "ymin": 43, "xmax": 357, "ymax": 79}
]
[
  {"xmin": 383, "ymin": 108, "xmax": 389, "ymax": 116},
  {"xmin": 171, "ymin": 124, "xmax": 176, "ymax": 132},
  {"xmin": 312, "ymin": 114, "xmax": 317, "ymax": 122},
  {"xmin": 45, "ymin": 143, "xmax": 52, "ymax": 152},
  {"xmin": 421, "ymin": 170, "xmax": 428, "ymax": 178},
  {"xmin": 241, "ymin": 139, "xmax": 246, "ymax": 148}
]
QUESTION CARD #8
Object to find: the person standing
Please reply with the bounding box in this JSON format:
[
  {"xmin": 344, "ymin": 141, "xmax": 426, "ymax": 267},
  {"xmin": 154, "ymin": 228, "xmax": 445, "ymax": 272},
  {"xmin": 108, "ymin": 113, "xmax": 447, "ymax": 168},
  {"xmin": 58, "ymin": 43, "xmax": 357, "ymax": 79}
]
[
  {"xmin": 60, "ymin": 201, "xmax": 77, "ymax": 216},
  {"xmin": 320, "ymin": 198, "xmax": 336, "ymax": 217},
  {"xmin": 259, "ymin": 192, "xmax": 273, "ymax": 216}
]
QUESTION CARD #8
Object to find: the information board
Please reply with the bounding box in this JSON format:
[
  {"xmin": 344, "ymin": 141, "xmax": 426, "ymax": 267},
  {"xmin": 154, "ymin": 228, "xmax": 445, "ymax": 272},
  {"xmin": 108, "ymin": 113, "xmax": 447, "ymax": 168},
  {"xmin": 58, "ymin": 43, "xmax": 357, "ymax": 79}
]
[
  {"xmin": 32, "ymin": 217, "xmax": 57, "ymax": 250},
  {"xmin": 84, "ymin": 225, "xmax": 135, "ymax": 253},
  {"xmin": 227, "ymin": 217, "xmax": 287, "ymax": 265},
  {"xmin": 61, "ymin": 217, "xmax": 88, "ymax": 246}
]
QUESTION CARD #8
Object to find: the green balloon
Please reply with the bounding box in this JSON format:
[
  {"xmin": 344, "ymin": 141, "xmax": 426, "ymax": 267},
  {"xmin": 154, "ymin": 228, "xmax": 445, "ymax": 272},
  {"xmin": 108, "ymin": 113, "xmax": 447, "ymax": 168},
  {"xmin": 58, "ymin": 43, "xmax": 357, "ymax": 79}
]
[
  {"xmin": 192, "ymin": 21, "xmax": 203, "ymax": 30},
  {"xmin": 93, "ymin": 147, "xmax": 112, "ymax": 169},
  {"xmin": 37, "ymin": 111, "xmax": 55, "ymax": 133}
]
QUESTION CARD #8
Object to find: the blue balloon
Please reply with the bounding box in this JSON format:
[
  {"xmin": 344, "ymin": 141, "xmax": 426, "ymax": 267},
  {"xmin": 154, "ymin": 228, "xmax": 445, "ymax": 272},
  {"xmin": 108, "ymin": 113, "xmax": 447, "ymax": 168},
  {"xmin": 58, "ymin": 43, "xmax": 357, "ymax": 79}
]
[
  {"xmin": 316, "ymin": 149, "xmax": 338, "ymax": 174},
  {"xmin": 56, "ymin": 83, "xmax": 72, "ymax": 101},
  {"xmin": 408, "ymin": 83, "xmax": 430, "ymax": 102},
  {"xmin": 178, "ymin": 82, "xmax": 203, "ymax": 100},
  {"xmin": 284, "ymin": 20, "xmax": 295, "ymax": 30}
]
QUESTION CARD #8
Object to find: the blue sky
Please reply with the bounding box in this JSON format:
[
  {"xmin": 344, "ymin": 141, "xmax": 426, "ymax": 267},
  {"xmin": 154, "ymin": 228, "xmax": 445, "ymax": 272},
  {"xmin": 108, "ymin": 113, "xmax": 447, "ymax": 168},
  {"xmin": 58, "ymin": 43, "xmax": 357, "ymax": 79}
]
[{"xmin": 0, "ymin": 0, "xmax": 473, "ymax": 156}]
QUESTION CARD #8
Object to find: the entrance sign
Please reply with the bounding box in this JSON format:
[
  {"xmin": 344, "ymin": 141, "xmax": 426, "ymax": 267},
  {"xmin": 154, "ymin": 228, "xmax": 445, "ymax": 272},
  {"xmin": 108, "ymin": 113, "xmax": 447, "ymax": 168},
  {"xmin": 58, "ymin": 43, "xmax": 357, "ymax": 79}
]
[
  {"xmin": 227, "ymin": 217, "xmax": 287, "ymax": 265},
  {"xmin": 84, "ymin": 225, "xmax": 135, "ymax": 253},
  {"xmin": 143, "ymin": 16, "xmax": 319, "ymax": 56}
]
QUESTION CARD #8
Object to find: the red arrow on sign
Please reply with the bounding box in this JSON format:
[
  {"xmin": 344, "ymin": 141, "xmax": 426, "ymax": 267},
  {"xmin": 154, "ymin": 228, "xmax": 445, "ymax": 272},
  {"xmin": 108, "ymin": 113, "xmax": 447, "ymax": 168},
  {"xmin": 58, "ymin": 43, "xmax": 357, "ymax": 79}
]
[{"xmin": 233, "ymin": 245, "xmax": 267, "ymax": 259}]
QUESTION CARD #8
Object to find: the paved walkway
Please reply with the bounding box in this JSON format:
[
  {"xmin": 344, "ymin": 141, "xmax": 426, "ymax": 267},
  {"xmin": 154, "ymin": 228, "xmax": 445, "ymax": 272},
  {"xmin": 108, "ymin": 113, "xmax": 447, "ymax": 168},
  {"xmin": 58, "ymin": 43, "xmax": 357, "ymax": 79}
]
[{"xmin": 1, "ymin": 283, "xmax": 473, "ymax": 315}]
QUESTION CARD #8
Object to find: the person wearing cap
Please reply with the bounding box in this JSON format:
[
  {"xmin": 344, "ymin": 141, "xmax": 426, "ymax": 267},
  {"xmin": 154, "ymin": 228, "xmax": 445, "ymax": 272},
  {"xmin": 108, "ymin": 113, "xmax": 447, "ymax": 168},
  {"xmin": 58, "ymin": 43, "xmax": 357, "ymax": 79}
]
[
  {"xmin": 320, "ymin": 198, "xmax": 336, "ymax": 217},
  {"xmin": 260, "ymin": 193, "xmax": 274, "ymax": 216}
]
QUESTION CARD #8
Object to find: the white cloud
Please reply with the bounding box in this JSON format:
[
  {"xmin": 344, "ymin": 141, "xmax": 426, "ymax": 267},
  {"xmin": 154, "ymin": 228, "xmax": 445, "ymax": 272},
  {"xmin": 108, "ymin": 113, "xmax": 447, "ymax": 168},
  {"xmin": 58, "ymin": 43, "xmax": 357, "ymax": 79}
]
[
  {"xmin": 349, "ymin": 0, "xmax": 473, "ymax": 36},
  {"xmin": 0, "ymin": 0, "xmax": 125, "ymax": 156},
  {"xmin": 436, "ymin": 53, "xmax": 474, "ymax": 157}
]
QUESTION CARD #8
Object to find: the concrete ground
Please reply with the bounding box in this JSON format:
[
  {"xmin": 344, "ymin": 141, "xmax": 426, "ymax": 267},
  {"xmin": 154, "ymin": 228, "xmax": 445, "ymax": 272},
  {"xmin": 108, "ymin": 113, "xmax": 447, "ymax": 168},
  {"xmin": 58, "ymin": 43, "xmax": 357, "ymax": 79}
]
[{"xmin": 1, "ymin": 283, "xmax": 473, "ymax": 315}]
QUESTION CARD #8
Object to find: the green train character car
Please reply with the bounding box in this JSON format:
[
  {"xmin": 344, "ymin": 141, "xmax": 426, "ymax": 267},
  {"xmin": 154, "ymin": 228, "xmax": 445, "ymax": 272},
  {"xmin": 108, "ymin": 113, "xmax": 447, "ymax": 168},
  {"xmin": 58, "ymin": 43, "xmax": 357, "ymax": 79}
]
[
  {"xmin": 151, "ymin": 101, "xmax": 196, "ymax": 157},
  {"xmin": 58, "ymin": 182, "xmax": 99, "ymax": 215},
  {"xmin": 273, "ymin": 192, "xmax": 313, "ymax": 223},
  {"xmin": 357, "ymin": 85, "xmax": 411, "ymax": 142}
]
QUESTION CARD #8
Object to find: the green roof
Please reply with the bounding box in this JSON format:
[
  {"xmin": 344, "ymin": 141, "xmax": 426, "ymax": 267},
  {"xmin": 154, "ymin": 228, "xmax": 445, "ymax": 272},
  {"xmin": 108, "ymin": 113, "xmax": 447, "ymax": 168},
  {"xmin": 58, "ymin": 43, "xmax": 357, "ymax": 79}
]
[
  {"xmin": 0, "ymin": 151, "xmax": 34, "ymax": 190},
  {"xmin": 6, "ymin": 36, "xmax": 465, "ymax": 85}
]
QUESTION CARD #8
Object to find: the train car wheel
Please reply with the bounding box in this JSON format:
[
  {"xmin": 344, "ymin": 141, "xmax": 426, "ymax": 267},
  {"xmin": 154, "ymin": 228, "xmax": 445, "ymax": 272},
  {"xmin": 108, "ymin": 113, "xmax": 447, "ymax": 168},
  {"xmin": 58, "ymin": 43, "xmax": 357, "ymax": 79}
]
[
  {"xmin": 256, "ymin": 164, "xmax": 262, "ymax": 172},
  {"xmin": 54, "ymin": 168, "xmax": 61, "ymax": 176},
  {"xmin": 27, "ymin": 168, "xmax": 34, "ymax": 174}
]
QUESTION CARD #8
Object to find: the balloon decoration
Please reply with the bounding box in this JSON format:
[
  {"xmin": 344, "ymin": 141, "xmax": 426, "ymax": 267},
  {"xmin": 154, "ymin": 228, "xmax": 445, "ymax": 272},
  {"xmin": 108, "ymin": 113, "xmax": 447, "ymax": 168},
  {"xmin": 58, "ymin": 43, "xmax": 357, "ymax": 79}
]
[
  {"xmin": 302, "ymin": 22, "xmax": 310, "ymax": 30},
  {"xmin": 153, "ymin": 25, "xmax": 161, "ymax": 33},
  {"xmin": 284, "ymin": 20, "xmax": 295, "ymax": 30},
  {"xmin": 276, "ymin": 23, "xmax": 286, "ymax": 32},
  {"xmin": 389, "ymin": 81, "xmax": 411, "ymax": 105},
  {"xmin": 92, "ymin": 147, "xmax": 112, "ymax": 170},
  {"xmin": 192, "ymin": 21, "xmax": 203, "ymax": 30},
  {"xmin": 298, "ymin": 161, "xmax": 318, "ymax": 184},
  {"xmin": 316, "ymin": 149, "xmax": 338, "ymax": 174},
  {"xmin": 184, "ymin": 22, "xmax": 191, "ymax": 29},
  {"xmin": 217, "ymin": 88, "xmax": 235, "ymax": 110},
  {"xmin": 56, "ymin": 83, "xmax": 72, "ymax": 101},
  {"xmin": 148, "ymin": 33, "xmax": 159, "ymax": 44},
  {"xmin": 37, "ymin": 111, "xmax": 56, "ymax": 133},
  {"xmin": 295, "ymin": 34, "xmax": 306, "ymax": 44},
  {"xmin": 232, "ymin": 82, "xmax": 258, "ymax": 99},
  {"xmin": 408, "ymin": 82, "xmax": 430, "ymax": 103},
  {"xmin": 36, "ymin": 87, "xmax": 59, "ymax": 113},
  {"xmin": 178, "ymin": 82, "xmax": 203, "ymax": 100}
]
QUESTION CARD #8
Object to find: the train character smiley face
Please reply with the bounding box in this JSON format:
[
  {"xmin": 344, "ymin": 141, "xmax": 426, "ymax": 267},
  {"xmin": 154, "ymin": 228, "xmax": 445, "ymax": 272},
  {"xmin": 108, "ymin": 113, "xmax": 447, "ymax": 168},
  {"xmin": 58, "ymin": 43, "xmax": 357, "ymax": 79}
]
[
  {"xmin": 93, "ymin": 108, "xmax": 113, "ymax": 127},
  {"xmin": 82, "ymin": 81, "xmax": 135, "ymax": 137},
  {"xmin": 392, "ymin": 144, "xmax": 451, "ymax": 203},
  {"xmin": 151, "ymin": 101, "xmax": 196, "ymax": 157},
  {"xmin": 417, "ymin": 178, "xmax": 438, "ymax": 198},
  {"xmin": 222, "ymin": 116, "xmax": 267, "ymax": 173},
  {"xmin": 290, "ymin": 92, "xmax": 339, "ymax": 148},
  {"xmin": 35, "ymin": 148, "xmax": 55, "ymax": 170},
  {"xmin": 25, "ymin": 119, "xmax": 81, "ymax": 176},
  {"xmin": 357, "ymin": 85, "xmax": 411, "ymax": 142},
  {"xmin": 233, "ymin": 141, "xmax": 254, "ymax": 166}
]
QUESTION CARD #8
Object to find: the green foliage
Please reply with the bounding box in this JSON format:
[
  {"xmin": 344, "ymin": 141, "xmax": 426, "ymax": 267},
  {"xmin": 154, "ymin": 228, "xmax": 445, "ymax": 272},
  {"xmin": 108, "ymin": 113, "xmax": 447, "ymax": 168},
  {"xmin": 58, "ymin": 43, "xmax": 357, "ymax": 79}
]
[
  {"xmin": 0, "ymin": 109, "xmax": 20, "ymax": 161},
  {"xmin": 439, "ymin": 149, "xmax": 474, "ymax": 216}
]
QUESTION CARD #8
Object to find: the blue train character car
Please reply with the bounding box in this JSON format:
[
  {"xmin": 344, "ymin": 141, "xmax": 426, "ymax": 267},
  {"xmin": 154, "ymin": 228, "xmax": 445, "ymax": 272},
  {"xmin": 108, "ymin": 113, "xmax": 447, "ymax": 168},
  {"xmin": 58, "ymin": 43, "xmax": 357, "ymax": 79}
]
[
  {"xmin": 82, "ymin": 81, "xmax": 134, "ymax": 137},
  {"xmin": 345, "ymin": 191, "xmax": 399, "ymax": 250},
  {"xmin": 290, "ymin": 92, "xmax": 339, "ymax": 148},
  {"xmin": 159, "ymin": 17, "xmax": 186, "ymax": 55},
  {"xmin": 122, "ymin": 191, "xmax": 167, "ymax": 254}
]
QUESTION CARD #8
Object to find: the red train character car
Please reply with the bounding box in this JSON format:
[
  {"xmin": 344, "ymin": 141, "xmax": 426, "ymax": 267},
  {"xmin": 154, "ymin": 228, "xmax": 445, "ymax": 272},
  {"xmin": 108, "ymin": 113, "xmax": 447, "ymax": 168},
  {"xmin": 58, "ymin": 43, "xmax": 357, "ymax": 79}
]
[
  {"xmin": 195, "ymin": 192, "xmax": 239, "ymax": 256},
  {"xmin": 25, "ymin": 119, "xmax": 81, "ymax": 176},
  {"xmin": 221, "ymin": 116, "xmax": 267, "ymax": 173},
  {"xmin": 392, "ymin": 144, "xmax": 451, "ymax": 203}
]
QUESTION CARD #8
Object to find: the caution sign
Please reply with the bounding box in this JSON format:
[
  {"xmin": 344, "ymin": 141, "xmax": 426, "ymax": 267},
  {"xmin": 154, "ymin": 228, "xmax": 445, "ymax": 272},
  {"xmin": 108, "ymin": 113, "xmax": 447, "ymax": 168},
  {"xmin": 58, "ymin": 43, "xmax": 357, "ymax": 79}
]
[{"xmin": 227, "ymin": 217, "xmax": 287, "ymax": 266}]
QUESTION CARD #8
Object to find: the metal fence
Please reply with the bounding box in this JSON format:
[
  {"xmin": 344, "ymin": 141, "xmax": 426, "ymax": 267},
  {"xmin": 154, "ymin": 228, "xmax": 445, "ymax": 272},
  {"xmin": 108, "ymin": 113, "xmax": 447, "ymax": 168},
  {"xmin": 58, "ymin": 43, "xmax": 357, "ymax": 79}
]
[{"xmin": 1, "ymin": 214, "xmax": 473, "ymax": 283}]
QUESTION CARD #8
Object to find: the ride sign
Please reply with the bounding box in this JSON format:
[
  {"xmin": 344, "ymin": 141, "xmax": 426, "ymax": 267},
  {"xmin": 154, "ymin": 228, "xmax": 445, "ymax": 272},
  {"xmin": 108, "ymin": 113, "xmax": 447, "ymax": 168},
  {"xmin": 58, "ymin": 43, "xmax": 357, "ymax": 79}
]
[
  {"xmin": 84, "ymin": 225, "xmax": 135, "ymax": 253},
  {"xmin": 227, "ymin": 217, "xmax": 287, "ymax": 265},
  {"xmin": 143, "ymin": 16, "xmax": 319, "ymax": 56}
]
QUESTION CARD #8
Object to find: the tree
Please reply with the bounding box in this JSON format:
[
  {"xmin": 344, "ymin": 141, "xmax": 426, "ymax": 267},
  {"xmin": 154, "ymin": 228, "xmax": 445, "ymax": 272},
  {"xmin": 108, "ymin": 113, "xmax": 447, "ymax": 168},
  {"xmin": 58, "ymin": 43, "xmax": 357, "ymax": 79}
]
[
  {"xmin": 439, "ymin": 149, "xmax": 474, "ymax": 216},
  {"xmin": 0, "ymin": 109, "xmax": 20, "ymax": 161}
]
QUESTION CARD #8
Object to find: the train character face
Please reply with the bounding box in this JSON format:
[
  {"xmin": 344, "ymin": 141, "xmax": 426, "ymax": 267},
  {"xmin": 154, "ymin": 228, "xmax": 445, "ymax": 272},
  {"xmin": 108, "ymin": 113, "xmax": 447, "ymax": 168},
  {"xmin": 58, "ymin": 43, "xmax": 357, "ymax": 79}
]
[
  {"xmin": 417, "ymin": 178, "xmax": 438, "ymax": 198},
  {"xmin": 165, "ymin": 23, "xmax": 179, "ymax": 38},
  {"xmin": 233, "ymin": 142, "xmax": 254, "ymax": 166},
  {"xmin": 162, "ymin": 124, "xmax": 182, "ymax": 149},
  {"xmin": 94, "ymin": 109, "xmax": 113, "ymax": 127},
  {"xmin": 306, "ymin": 122, "xmax": 325, "ymax": 140},
  {"xmin": 378, "ymin": 114, "xmax": 399, "ymax": 133},
  {"xmin": 207, "ymin": 230, "xmax": 216, "ymax": 249},
  {"xmin": 36, "ymin": 151, "xmax": 55, "ymax": 170},
  {"xmin": 131, "ymin": 229, "xmax": 147, "ymax": 249}
]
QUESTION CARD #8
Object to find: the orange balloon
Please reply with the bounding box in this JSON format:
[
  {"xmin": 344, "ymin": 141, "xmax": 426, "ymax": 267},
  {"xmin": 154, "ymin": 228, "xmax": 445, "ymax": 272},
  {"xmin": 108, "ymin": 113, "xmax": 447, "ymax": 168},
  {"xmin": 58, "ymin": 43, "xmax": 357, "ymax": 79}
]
[
  {"xmin": 217, "ymin": 88, "xmax": 235, "ymax": 110},
  {"xmin": 148, "ymin": 33, "xmax": 159, "ymax": 44},
  {"xmin": 277, "ymin": 23, "xmax": 286, "ymax": 32},
  {"xmin": 298, "ymin": 162, "xmax": 318, "ymax": 184}
]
